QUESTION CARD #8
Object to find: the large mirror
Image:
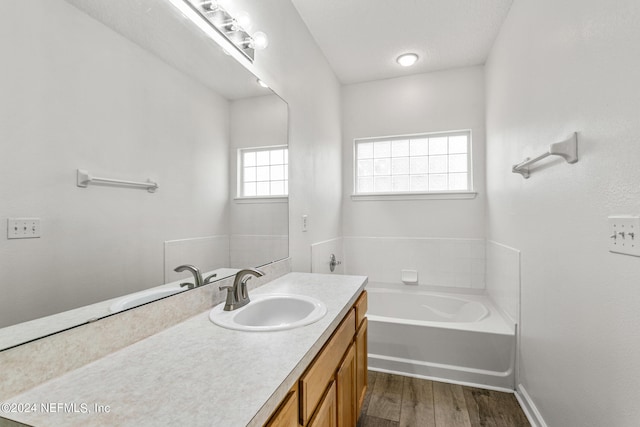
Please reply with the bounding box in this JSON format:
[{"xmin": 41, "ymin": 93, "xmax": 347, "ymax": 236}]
[{"xmin": 0, "ymin": 0, "xmax": 288, "ymax": 350}]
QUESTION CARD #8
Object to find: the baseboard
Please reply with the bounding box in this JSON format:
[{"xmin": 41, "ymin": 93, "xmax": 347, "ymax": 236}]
[{"xmin": 514, "ymin": 383, "xmax": 548, "ymax": 427}]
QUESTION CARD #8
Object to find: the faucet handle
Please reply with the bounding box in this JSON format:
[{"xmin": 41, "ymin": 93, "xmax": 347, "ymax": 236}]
[
  {"xmin": 236, "ymin": 268, "xmax": 265, "ymax": 278},
  {"xmin": 173, "ymin": 264, "xmax": 204, "ymax": 288},
  {"xmin": 219, "ymin": 285, "xmax": 233, "ymax": 291},
  {"xmin": 204, "ymin": 273, "xmax": 218, "ymax": 285}
]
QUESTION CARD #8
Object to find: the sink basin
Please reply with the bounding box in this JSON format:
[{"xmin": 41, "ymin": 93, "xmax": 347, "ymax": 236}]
[
  {"xmin": 109, "ymin": 287, "xmax": 185, "ymax": 313},
  {"xmin": 209, "ymin": 294, "xmax": 327, "ymax": 332}
]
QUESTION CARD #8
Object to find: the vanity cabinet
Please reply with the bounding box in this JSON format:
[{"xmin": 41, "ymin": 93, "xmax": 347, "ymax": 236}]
[
  {"xmin": 336, "ymin": 343, "xmax": 357, "ymax": 427},
  {"xmin": 308, "ymin": 381, "xmax": 337, "ymax": 427},
  {"xmin": 265, "ymin": 386, "xmax": 299, "ymax": 427},
  {"xmin": 264, "ymin": 290, "xmax": 368, "ymax": 427},
  {"xmin": 355, "ymin": 318, "xmax": 368, "ymax": 410},
  {"xmin": 354, "ymin": 290, "xmax": 368, "ymax": 411}
]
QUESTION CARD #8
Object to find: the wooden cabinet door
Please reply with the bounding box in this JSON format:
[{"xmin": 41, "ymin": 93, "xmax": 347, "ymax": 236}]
[
  {"xmin": 355, "ymin": 291, "xmax": 367, "ymax": 328},
  {"xmin": 336, "ymin": 343, "xmax": 356, "ymax": 427},
  {"xmin": 300, "ymin": 310, "xmax": 355, "ymax": 425},
  {"xmin": 265, "ymin": 389, "xmax": 299, "ymax": 427},
  {"xmin": 355, "ymin": 317, "xmax": 368, "ymax": 415},
  {"xmin": 308, "ymin": 381, "xmax": 337, "ymax": 427}
]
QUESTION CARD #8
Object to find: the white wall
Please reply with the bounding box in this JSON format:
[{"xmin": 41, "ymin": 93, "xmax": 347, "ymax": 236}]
[
  {"xmin": 342, "ymin": 66, "xmax": 486, "ymax": 238},
  {"xmin": 231, "ymin": 0, "xmax": 343, "ymax": 272},
  {"xmin": 485, "ymin": 0, "xmax": 640, "ymax": 425},
  {"xmin": 0, "ymin": 1, "xmax": 230, "ymax": 327},
  {"xmin": 229, "ymin": 95, "xmax": 289, "ymax": 268},
  {"xmin": 340, "ymin": 67, "xmax": 486, "ymax": 286}
]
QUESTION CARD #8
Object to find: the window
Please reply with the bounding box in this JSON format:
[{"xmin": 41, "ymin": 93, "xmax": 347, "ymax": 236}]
[
  {"xmin": 354, "ymin": 130, "xmax": 472, "ymax": 195},
  {"xmin": 238, "ymin": 146, "xmax": 288, "ymax": 198}
]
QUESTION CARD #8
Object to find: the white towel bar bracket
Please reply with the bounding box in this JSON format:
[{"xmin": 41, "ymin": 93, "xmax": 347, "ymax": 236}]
[
  {"xmin": 512, "ymin": 132, "xmax": 578, "ymax": 179},
  {"xmin": 76, "ymin": 169, "xmax": 158, "ymax": 193}
]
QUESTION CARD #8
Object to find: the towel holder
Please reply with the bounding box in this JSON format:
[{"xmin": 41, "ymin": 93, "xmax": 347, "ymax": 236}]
[
  {"xmin": 512, "ymin": 132, "xmax": 578, "ymax": 179},
  {"xmin": 76, "ymin": 169, "xmax": 158, "ymax": 193}
]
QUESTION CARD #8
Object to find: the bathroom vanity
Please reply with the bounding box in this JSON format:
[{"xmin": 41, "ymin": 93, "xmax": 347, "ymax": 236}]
[
  {"xmin": 1, "ymin": 273, "xmax": 367, "ymax": 427},
  {"xmin": 266, "ymin": 289, "xmax": 368, "ymax": 427}
]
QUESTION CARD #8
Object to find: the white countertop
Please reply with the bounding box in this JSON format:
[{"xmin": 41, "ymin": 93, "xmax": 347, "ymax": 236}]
[{"xmin": 2, "ymin": 272, "xmax": 367, "ymax": 427}]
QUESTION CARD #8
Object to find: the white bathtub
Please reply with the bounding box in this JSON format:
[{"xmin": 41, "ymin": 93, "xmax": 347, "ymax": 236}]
[{"xmin": 366, "ymin": 283, "xmax": 516, "ymax": 390}]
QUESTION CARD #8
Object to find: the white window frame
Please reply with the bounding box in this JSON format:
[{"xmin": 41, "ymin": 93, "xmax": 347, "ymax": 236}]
[
  {"xmin": 351, "ymin": 130, "xmax": 477, "ymax": 201},
  {"xmin": 236, "ymin": 145, "xmax": 288, "ymax": 203}
]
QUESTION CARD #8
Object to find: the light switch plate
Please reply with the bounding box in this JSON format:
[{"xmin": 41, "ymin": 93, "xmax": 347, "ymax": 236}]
[
  {"xmin": 7, "ymin": 218, "xmax": 41, "ymax": 239},
  {"xmin": 608, "ymin": 215, "xmax": 640, "ymax": 257}
]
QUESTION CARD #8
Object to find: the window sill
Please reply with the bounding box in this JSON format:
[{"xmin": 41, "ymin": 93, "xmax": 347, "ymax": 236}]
[
  {"xmin": 350, "ymin": 191, "xmax": 477, "ymax": 201},
  {"xmin": 234, "ymin": 196, "xmax": 288, "ymax": 204}
]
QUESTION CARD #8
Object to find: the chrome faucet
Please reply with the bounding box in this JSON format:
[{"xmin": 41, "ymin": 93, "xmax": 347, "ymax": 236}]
[
  {"xmin": 219, "ymin": 268, "xmax": 265, "ymax": 311},
  {"xmin": 174, "ymin": 264, "xmax": 204, "ymax": 289}
]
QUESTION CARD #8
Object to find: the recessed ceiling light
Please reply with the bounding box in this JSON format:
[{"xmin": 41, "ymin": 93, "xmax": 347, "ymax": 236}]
[
  {"xmin": 256, "ymin": 79, "xmax": 269, "ymax": 88},
  {"xmin": 396, "ymin": 53, "xmax": 419, "ymax": 67}
]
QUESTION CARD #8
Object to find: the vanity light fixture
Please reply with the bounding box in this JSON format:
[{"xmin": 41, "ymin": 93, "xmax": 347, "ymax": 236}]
[
  {"xmin": 396, "ymin": 53, "xmax": 419, "ymax": 67},
  {"xmin": 251, "ymin": 31, "xmax": 269, "ymax": 50},
  {"xmin": 175, "ymin": 0, "xmax": 268, "ymax": 62}
]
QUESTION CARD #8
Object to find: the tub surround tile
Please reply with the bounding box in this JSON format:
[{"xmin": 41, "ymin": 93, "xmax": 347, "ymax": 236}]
[
  {"xmin": 311, "ymin": 237, "xmax": 344, "ymax": 274},
  {"xmin": 229, "ymin": 234, "xmax": 288, "ymax": 268},
  {"xmin": 2, "ymin": 272, "xmax": 367, "ymax": 427},
  {"xmin": 344, "ymin": 237, "xmax": 485, "ymax": 289},
  {"xmin": 0, "ymin": 258, "xmax": 291, "ymax": 400},
  {"xmin": 486, "ymin": 241, "xmax": 520, "ymax": 325},
  {"xmin": 470, "ymin": 240, "xmax": 486, "ymax": 260},
  {"xmin": 471, "ymin": 259, "xmax": 486, "ymax": 289},
  {"xmin": 163, "ymin": 235, "xmax": 230, "ymax": 283}
]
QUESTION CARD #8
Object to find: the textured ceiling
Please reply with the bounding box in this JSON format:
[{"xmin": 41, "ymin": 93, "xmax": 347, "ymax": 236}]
[{"xmin": 291, "ymin": 0, "xmax": 513, "ymax": 84}]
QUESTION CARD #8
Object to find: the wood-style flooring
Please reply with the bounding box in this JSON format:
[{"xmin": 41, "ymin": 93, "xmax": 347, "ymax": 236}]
[{"xmin": 357, "ymin": 371, "xmax": 530, "ymax": 427}]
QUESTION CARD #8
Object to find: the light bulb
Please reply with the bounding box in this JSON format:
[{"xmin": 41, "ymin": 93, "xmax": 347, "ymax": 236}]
[
  {"xmin": 251, "ymin": 31, "xmax": 269, "ymax": 50},
  {"xmin": 217, "ymin": 0, "xmax": 236, "ymax": 15},
  {"xmin": 234, "ymin": 11, "xmax": 252, "ymax": 31},
  {"xmin": 396, "ymin": 53, "xmax": 419, "ymax": 67},
  {"xmin": 200, "ymin": 0, "xmax": 218, "ymax": 11}
]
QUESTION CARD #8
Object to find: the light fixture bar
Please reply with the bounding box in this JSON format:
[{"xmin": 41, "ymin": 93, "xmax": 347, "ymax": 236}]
[{"xmin": 179, "ymin": 0, "xmax": 268, "ymax": 62}]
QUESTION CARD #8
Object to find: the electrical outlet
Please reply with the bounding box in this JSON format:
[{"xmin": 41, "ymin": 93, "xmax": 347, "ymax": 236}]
[
  {"xmin": 7, "ymin": 218, "xmax": 41, "ymax": 239},
  {"xmin": 302, "ymin": 215, "xmax": 308, "ymax": 232},
  {"xmin": 608, "ymin": 215, "xmax": 640, "ymax": 257}
]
